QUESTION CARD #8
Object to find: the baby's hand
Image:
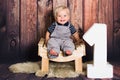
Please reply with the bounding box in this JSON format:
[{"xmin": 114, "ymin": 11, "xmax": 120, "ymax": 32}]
[{"xmin": 75, "ymin": 39, "xmax": 84, "ymax": 45}]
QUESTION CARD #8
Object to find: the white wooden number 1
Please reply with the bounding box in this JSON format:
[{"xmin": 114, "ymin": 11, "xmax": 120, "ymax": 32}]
[{"xmin": 83, "ymin": 23, "xmax": 113, "ymax": 78}]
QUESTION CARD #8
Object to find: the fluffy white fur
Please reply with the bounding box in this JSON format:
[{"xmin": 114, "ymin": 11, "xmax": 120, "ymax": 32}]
[
  {"xmin": 9, "ymin": 62, "xmax": 40, "ymax": 73},
  {"xmin": 9, "ymin": 61, "xmax": 90, "ymax": 78}
]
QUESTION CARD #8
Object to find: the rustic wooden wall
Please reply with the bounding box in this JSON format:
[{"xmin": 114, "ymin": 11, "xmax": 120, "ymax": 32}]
[
  {"xmin": 0, "ymin": 0, "xmax": 7, "ymax": 63},
  {"xmin": 37, "ymin": 0, "xmax": 53, "ymax": 39},
  {"xmin": 84, "ymin": 0, "xmax": 99, "ymax": 32},
  {"xmin": 113, "ymin": 0, "xmax": 120, "ymax": 60},
  {"xmin": 98, "ymin": 0, "xmax": 113, "ymax": 59},
  {"xmin": 6, "ymin": 0, "xmax": 20, "ymax": 62},
  {"xmin": 0, "ymin": 0, "xmax": 6, "ymax": 36},
  {"xmin": 20, "ymin": 0, "xmax": 38, "ymax": 61},
  {"xmin": 1, "ymin": 0, "xmax": 120, "ymax": 63}
]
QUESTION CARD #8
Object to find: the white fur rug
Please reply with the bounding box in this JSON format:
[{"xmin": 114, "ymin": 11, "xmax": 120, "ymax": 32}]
[
  {"xmin": 9, "ymin": 62, "xmax": 40, "ymax": 73},
  {"xmin": 9, "ymin": 61, "xmax": 89, "ymax": 78}
]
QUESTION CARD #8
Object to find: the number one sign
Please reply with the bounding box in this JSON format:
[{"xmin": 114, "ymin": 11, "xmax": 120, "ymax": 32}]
[{"xmin": 83, "ymin": 23, "xmax": 113, "ymax": 78}]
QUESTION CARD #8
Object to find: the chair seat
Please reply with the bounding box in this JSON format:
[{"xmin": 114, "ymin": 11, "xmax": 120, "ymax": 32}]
[{"xmin": 38, "ymin": 38, "xmax": 86, "ymax": 62}]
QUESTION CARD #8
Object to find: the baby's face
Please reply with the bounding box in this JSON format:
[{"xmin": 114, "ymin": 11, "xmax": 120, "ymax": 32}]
[{"xmin": 56, "ymin": 10, "xmax": 70, "ymax": 25}]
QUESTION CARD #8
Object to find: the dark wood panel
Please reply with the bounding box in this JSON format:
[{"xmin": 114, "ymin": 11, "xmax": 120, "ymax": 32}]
[
  {"xmin": 113, "ymin": 0, "xmax": 120, "ymax": 60},
  {"xmin": 84, "ymin": 0, "xmax": 99, "ymax": 32},
  {"xmin": 6, "ymin": 0, "xmax": 20, "ymax": 62},
  {"xmin": 98, "ymin": 0, "xmax": 113, "ymax": 60},
  {"xmin": 20, "ymin": 0, "xmax": 38, "ymax": 61},
  {"xmin": 68, "ymin": 0, "xmax": 83, "ymax": 30},
  {"xmin": 53, "ymin": 0, "xmax": 67, "ymax": 9},
  {"xmin": 0, "ymin": 0, "xmax": 6, "ymax": 38},
  {"xmin": 0, "ymin": 0, "xmax": 7, "ymax": 63},
  {"xmin": 37, "ymin": 0, "xmax": 53, "ymax": 39}
]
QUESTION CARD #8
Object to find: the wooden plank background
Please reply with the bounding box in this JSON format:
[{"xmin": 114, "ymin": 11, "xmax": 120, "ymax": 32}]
[
  {"xmin": 6, "ymin": 0, "xmax": 20, "ymax": 62},
  {"xmin": 84, "ymin": 0, "xmax": 99, "ymax": 32},
  {"xmin": 113, "ymin": 0, "xmax": 120, "ymax": 60},
  {"xmin": 98, "ymin": 0, "xmax": 113, "ymax": 60},
  {"xmin": 68, "ymin": 0, "xmax": 83, "ymax": 30},
  {"xmin": 37, "ymin": 0, "xmax": 53, "ymax": 39},
  {"xmin": 0, "ymin": 0, "xmax": 119, "ymax": 62},
  {"xmin": 20, "ymin": 0, "xmax": 38, "ymax": 61}
]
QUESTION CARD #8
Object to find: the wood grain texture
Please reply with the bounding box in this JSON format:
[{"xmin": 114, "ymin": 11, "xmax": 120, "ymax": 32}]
[
  {"xmin": 113, "ymin": 0, "xmax": 120, "ymax": 58},
  {"xmin": 84, "ymin": 0, "xmax": 99, "ymax": 32},
  {"xmin": 6, "ymin": 0, "xmax": 20, "ymax": 61},
  {"xmin": 98, "ymin": 0, "xmax": 113, "ymax": 59},
  {"xmin": 6, "ymin": 0, "xmax": 19, "ymax": 52},
  {"xmin": 53, "ymin": 0, "xmax": 67, "ymax": 9},
  {"xmin": 68, "ymin": 0, "xmax": 83, "ymax": 30},
  {"xmin": 37, "ymin": 0, "xmax": 53, "ymax": 39},
  {"xmin": 20, "ymin": 0, "xmax": 37, "ymax": 60}
]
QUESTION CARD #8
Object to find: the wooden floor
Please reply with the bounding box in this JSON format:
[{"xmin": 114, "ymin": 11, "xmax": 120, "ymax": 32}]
[{"xmin": 0, "ymin": 61, "xmax": 120, "ymax": 80}]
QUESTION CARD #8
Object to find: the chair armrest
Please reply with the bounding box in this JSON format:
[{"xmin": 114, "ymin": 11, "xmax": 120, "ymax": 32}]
[
  {"xmin": 38, "ymin": 38, "xmax": 47, "ymax": 56},
  {"xmin": 38, "ymin": 38, "xmax": 46, "ymax": 47},
  {"xmin": 75, "ymin": 42, "xmax": 86, "ymax": 56}
]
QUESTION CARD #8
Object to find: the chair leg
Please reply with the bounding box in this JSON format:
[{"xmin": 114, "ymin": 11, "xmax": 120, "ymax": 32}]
[
  {"xmin": 41, "ymin": 57, "xmax": 49, "ymax": 73},
  {"xmin": 75, "ymin": 57, "xmax": 82, "ymax": 73}
]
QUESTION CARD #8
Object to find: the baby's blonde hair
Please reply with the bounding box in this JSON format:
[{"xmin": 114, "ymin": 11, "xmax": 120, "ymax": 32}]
[{"xmin": 53, "ymin": 5, "xmax": 70, "ymax": 20}]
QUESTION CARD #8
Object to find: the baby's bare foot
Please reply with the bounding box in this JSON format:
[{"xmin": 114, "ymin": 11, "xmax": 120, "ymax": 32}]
[
  {"xmin": 65, "ymin": 50, "xmax": 72, "ymax": 56},
  {"xmin": 49, "ymin": 49, "xmax": 58, "ymax": 56}
]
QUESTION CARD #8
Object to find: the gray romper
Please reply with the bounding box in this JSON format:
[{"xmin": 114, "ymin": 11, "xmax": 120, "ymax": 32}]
[{"xmin": 47, "ymin": 22, "xmax": 75, "ymax": 58}]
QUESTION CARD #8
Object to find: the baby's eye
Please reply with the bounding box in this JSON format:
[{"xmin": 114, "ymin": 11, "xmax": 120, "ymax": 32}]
[
  {"xmin": 58, "ymin": 15, "xmax": 61, "ymax": 17},
  {"xmin": 64, "ymin": 15, "xmax": 67, "ymax": 17}
]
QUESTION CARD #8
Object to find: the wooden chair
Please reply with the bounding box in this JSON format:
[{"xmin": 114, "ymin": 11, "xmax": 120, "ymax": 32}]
[{"xmin": 38, "ymin": 38, "xmax": 86, "ymax": 74}]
